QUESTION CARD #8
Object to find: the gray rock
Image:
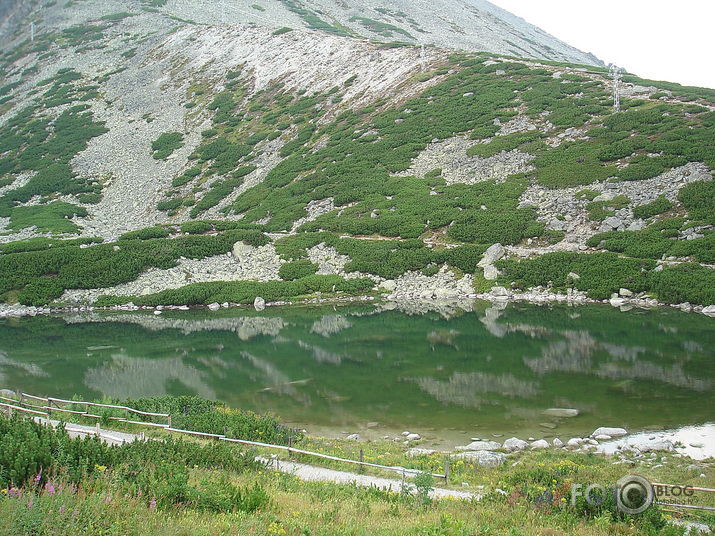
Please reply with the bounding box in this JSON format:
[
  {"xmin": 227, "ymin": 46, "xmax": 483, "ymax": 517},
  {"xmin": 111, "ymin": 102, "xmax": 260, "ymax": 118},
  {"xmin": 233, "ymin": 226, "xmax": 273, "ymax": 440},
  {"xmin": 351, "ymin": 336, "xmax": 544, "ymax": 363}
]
[
  {"xmin": 603, "ymin": 216, "xmax": 624, "ymax": 230},
  {"xmin": 552, "ymin": 438, "xmax": 564, "ymax": 448},
  {"xmin": 530, "ymin": 439, "xmax": 550, "ymax": 449},
  {"xmin": 346, "ymin": 433, "xmax": 360, "ymax": 441},
  {"xmin": 594, "ymin": 434, "xmax": 612, "ymax": 441},
  {"xmin": 253, "ymin": 296, "xmax": 266, "ymax": 311},
  {"xmin": 406, "ymin": 433, "xmax": 421, "ymax": 441},
  {"xmin": 637, "ymin": 439, "xmax": 674, "ymax": 452},
  {"xmin": 478, "ymin": 243, "xmax": 505, "ymax": 267},
  {"xmin": 455, "ymin": 440, "xmax": 502, "ymax": 451},
  {"xmin": 609, "ymin": 297, "xmax": 627, "ymax": 307},
  {"xmin": 702, "ymin": 305, "xmax": 715, "ymax": 317},
  {"xmin": 591, "ymin": 427, "xmax": 627, "ymax": 438},
  {"xmin": 502, "ymin": 437, "xmax": 529, "ymax": 452},
  {"xmin": 567, "ymin": 438, "xmax": 585, "ymax": 448},
  {"xmin": 207, "ymin": 302, "xmax": 221, "ymax": 311},
  {"xmin": 566, "ymin": 272, "xmax": 581, "ymax": 281},
  {"xmin": 491, "ymin": 286, "xmax": 511, "ymax": 298},
  {"xmin": 619, "ymin": 288, "xmax": 634, "ymax": 297},
  {"xmin": 483, "ymin": 264, "xmax": 500, "ymax": 280},
  {"xmin": 452, "ymin": 450, "xmax": 506, "ymax": 468}
]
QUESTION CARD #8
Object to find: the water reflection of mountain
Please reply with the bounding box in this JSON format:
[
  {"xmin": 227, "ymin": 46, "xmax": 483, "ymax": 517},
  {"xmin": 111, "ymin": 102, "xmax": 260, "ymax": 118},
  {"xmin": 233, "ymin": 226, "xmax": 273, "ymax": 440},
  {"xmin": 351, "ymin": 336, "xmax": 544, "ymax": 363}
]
[
  {"xmin": 84, "ymin": 352, "xmax": 217, "ymax": 400},
  {"xmin": 0, "ymin": 302, "xmax": 713, "ymax": 436}
]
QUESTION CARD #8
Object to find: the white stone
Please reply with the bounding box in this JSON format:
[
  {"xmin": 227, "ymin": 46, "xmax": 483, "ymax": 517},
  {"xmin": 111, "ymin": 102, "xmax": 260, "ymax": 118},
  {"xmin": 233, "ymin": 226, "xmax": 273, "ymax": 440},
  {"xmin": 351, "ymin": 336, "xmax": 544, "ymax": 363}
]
[
  {"xmin": 478, "ymin": 243, "xmax": 505, "ymax": 267},
  {"xmin": 455, "ymin": 440, "xmax": 501, "ymax": 452},
  {"xmin": 619, "ymin": 288, "xmax": 633, "ymax": 297},
  {"xmin": 491, "ymin": 286, "xmax": 511, "ymax": 298},
  {"xmin": 595, "ymin": 434, "xmax": 612, "ymax": 441},
  {"xmin": 380, "ymin": 280, "xmax": 397, "ymax": 292},
  {"xmin": 591, "ymin": 427, "xmax": 627, "ymax": 438},
  {"xmin": 346, "ymin": 433, "xmax": 359, "ymax": 441},
  {"xmin": 702, "ymin": 305, "xmax": 715, "ymax": 317},
  {"xmin": 567, "ymin": 438, "xmax": 585, "ymax": 448},
  {"xmin": 637, "ymin": 439, "xmax": 674, "ymax": 452},
  {"xmin": 254, "ymin": 296, "xmax": 266, "ymax": 311},
  {"xmin": 406, "ymin": 433, "xmax": 421, "ymax": 441},
  {"xmin": 153, "ymin": 310, "xmax": 162, "ymax": 315},
  {"xmin": 502, "ymin": 437, "xmax": 529, "ymax": 452},
  {"xmin": 483, "ymin": 264, "xmax": 500, "ymax": 280},
  {"xmin": 530, "ymin": 439, "xmax": 550, "ymax": 450},
  {"xmin": 552, "ymin": 438, "xmax": 564, "ymax": 448},
  {"xmin": 207, "ymin": 302, "xmax": 221, "ymax": 311}
]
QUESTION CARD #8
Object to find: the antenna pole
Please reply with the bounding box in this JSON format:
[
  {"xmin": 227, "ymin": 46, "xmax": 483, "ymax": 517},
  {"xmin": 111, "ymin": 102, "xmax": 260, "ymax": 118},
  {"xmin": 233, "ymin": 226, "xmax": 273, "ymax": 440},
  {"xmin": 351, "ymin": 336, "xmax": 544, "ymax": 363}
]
[{"xmin": 609, "ymin": 63, "xmax": 623, "ymax": 113}]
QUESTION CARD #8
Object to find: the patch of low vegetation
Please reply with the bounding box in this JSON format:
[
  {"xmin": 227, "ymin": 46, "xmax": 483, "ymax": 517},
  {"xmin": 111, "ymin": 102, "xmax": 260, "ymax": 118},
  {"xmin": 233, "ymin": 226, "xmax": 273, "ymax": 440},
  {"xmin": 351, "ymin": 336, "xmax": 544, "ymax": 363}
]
[
  {"xmin": 0, "ymin": 230, "xmax": 268, "ymax": 306},
  {"xmin": 151, "ymin": 132, "xmax": 184, "ymax": 159},
  {"xmin": 498, "ymin": 251, "xmax": 715, "ymax": 304}
]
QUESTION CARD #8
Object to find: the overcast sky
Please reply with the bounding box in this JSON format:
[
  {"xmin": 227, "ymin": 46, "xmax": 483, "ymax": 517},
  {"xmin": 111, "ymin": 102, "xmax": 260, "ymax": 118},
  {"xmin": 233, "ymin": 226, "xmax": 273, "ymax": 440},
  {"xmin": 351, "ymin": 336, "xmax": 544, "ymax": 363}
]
[{"xmin": 488, "ymin": 0, "xmax": 715, "ymax": 89}]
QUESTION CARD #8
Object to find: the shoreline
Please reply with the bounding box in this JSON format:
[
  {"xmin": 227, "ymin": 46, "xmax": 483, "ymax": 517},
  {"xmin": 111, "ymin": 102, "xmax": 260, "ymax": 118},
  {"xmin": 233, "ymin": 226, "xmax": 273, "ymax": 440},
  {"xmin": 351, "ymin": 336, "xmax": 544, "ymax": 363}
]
[{"xmin": 2, "ymin": 287, "xmax": 714, "ymax": 319}]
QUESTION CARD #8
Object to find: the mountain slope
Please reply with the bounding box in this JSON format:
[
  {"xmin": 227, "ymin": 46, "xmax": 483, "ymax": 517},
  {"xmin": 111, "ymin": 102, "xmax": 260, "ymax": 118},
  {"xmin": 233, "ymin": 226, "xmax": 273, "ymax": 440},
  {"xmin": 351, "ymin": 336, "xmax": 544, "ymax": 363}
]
[
  {"xmin": 0, "ymin": 0, "xmax": 602, "ymax": 66},
  {"xmin": 0, "ymin": 0, "xmax": 713, "ymax": 311}
]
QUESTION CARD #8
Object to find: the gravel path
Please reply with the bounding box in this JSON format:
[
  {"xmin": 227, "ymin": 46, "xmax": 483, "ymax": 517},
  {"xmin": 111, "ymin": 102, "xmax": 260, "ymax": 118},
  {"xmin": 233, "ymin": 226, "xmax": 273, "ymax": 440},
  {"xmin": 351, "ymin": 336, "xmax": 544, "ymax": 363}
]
[{"xmin": 37, "ymin": 418, "xmax": 480, "ymax": 501}]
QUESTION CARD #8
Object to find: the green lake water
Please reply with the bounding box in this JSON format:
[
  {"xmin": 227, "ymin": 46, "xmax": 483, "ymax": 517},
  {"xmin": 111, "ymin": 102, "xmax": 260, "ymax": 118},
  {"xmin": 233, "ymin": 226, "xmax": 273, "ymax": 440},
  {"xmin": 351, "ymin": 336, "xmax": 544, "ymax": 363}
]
[{"xmin": 1, "ymin": 302, "xmax": 713, "ymax": 447}]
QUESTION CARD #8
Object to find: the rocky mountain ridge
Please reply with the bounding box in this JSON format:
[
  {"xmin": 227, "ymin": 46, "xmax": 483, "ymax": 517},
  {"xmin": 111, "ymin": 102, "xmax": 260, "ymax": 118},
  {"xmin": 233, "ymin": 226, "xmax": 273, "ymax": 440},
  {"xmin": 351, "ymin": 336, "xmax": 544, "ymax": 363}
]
[{"xmin": 0, "ymin": 0, "xmax": 713, "ymax": 311}]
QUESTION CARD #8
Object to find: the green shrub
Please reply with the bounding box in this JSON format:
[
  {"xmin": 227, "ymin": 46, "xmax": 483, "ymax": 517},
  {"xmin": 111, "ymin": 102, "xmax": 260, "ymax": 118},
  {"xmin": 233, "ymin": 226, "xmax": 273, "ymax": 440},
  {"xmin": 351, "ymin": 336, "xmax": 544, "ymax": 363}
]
[
  {"xmin": 17, "ymin": 278, "xmax": 64, "ymax": 305},
  {"xmin": 678, "ymin": 180, "xmax": 715, "ymax": 222},
  {"xmin": 498, "ymin": 252, "xmax": 655, "ymax": 300},
  {"xmin": 632, "ymin": 195, "xmax": 673, "ymax": 219},
  {"xmin": 151, "ymin": 132, "xmax": 184, "ymax": 159},
  {"xmin": 278, "ymin": 259, "xmax": 319, "ymax": 280}
]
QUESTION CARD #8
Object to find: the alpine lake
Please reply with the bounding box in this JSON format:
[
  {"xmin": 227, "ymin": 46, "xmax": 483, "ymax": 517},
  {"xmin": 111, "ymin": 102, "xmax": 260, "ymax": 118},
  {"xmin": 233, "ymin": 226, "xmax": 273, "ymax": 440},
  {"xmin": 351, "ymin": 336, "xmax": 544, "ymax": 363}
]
[{"xmin": 1, "ymin": 301, "xmax": 713, "ymax": 451}]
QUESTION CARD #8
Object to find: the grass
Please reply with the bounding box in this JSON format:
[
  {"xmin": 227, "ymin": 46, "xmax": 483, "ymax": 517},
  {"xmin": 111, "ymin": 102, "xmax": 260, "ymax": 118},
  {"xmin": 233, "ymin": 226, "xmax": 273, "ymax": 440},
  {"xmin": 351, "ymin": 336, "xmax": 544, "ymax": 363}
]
[{"xmin": 0, "ymin": 403, "xmax": 712, "ymax": 536}]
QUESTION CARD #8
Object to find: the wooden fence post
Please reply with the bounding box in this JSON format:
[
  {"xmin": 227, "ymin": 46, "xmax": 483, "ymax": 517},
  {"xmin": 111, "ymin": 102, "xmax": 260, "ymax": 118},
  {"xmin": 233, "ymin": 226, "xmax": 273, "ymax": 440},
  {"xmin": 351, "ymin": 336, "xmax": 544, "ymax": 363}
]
[
  {"xmin": 167, "ymin": 415, "xmax": 172, "ymax": 428},
  {"xmin": 444, "ymin": 458, "xmax": 450, "ymax": 483}
]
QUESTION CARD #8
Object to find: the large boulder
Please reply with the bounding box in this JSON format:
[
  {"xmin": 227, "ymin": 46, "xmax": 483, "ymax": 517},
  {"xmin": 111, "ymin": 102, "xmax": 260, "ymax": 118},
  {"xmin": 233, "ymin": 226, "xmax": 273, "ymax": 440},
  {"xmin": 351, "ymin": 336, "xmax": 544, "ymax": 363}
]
[
  {"xmin": 637, "ymin": 439, "xmax": 674, "ymax": 453},
  {"xmin": 530, "ymin": 439, "xmax": 550, "ymax": 450},
  {"xmin": 455, "ymin": 440, "xmax": 502, "ymax": 452},
  {"xmin": 254, "ymin": 296, "xmax": 266, "ymax": 311},
  {"xmin": 502, "ymin": 437, "xmax": 529, "ymax": 452},
  {"xmin": 478, "ymin": 243, "xmax": 505, "ymax": 267},
  {"xmin": 591, "ymin": 427, "xmax": 627, "ymax": 438}
]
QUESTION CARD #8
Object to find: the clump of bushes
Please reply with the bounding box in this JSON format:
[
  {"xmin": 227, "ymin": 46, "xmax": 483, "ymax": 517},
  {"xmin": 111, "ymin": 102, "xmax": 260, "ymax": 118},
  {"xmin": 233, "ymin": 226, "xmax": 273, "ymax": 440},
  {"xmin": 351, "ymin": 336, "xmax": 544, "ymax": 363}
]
[
  {"xmin": 632, "ymin": 195, "xmax": 673, "ymax": 220},
  {"xmin": 278, "ymin": 259, "xmax": 319, "ymax": 280},
  {"xmin": 151, "ymin": 132, "xmax": 184, "ymax": 159}
]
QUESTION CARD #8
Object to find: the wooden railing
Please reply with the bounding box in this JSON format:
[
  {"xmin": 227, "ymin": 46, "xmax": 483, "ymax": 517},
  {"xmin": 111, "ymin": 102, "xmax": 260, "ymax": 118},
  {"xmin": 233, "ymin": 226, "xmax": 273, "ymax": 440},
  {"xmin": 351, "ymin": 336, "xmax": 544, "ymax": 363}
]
[{"xmin": 0, "ymin": 390, "xmax": 448, "ymax": 481}]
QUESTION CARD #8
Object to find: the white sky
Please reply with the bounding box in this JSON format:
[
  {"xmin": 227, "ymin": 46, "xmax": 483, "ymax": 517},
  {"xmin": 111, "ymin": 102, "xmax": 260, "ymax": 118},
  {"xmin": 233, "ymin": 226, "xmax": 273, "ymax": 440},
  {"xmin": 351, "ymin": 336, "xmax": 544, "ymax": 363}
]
[{"xmin": 488, "ymin": 0, "xmax": 715, "ymax": 89}]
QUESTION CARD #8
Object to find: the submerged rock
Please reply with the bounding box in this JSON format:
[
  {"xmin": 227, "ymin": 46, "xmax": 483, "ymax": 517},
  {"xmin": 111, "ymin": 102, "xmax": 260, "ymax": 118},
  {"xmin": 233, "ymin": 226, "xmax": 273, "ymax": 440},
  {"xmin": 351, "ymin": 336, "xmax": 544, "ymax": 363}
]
[{"xmin": 543, "ymin": 408, "xmax": 579, "ymax": 418}]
